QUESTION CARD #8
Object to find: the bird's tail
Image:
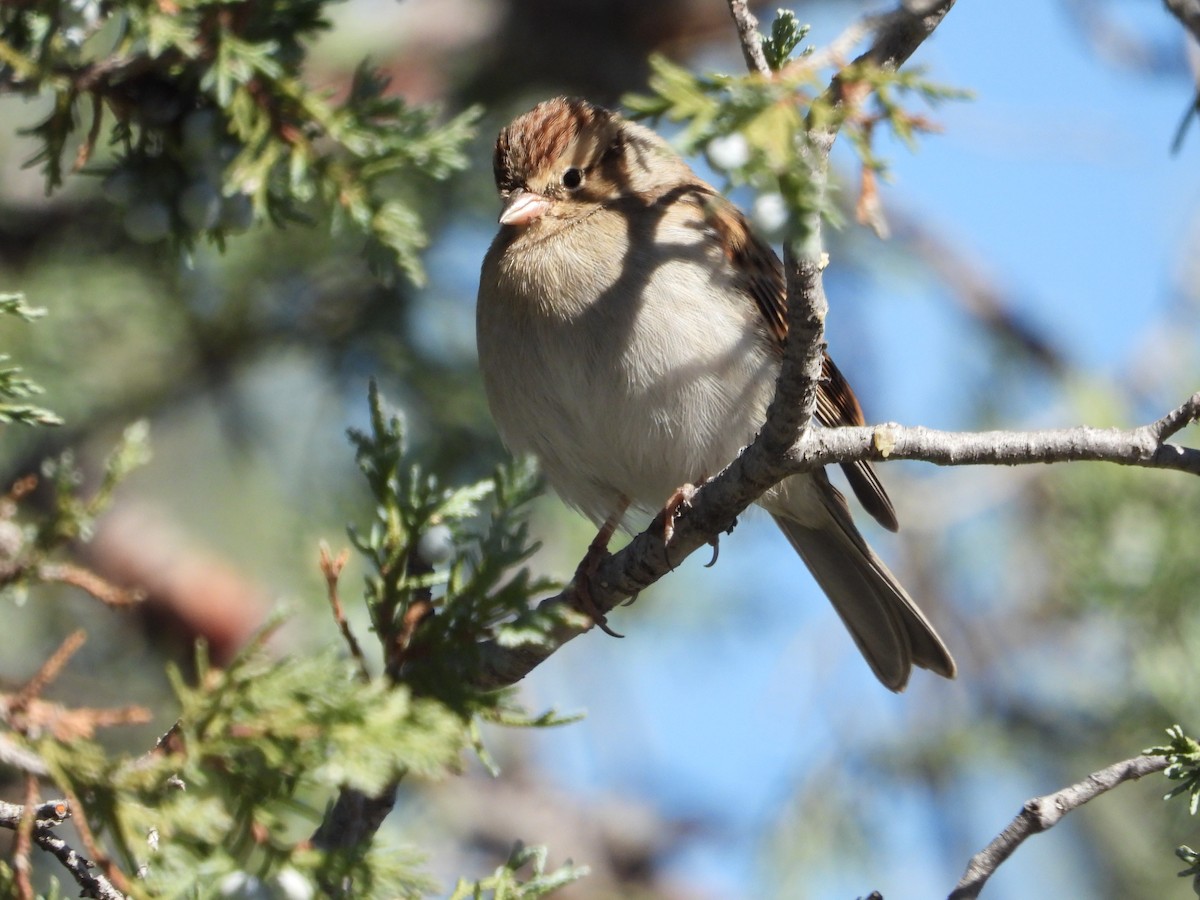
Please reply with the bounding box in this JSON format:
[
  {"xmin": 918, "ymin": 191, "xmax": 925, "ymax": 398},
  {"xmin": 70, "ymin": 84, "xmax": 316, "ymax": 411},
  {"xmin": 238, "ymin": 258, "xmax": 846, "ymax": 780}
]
[{"xmin": 770, "ymin": 480, "xmax": 956, "ymax": 692}]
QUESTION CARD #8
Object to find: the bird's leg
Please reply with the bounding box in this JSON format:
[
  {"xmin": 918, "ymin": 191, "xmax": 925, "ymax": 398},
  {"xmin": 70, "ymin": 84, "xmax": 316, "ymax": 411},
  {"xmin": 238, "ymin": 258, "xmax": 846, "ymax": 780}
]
[{"xmin": 572, "ymin": 499, "xmax": 629, "ymax": 638}]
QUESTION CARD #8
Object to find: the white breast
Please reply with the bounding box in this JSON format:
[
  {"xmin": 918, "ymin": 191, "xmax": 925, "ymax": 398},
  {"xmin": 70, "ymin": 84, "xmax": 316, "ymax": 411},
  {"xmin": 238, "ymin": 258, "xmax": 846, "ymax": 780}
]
[{"xmin": 477, "ymin": 202, "xmax": 778, "ymax": 526}]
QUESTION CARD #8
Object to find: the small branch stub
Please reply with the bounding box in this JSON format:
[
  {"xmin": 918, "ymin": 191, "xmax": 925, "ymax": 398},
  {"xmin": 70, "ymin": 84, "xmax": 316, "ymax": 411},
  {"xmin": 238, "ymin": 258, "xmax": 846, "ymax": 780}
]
[{"xmin": 872, "ymin": 425, "xmax": 897, "ymax": 457}]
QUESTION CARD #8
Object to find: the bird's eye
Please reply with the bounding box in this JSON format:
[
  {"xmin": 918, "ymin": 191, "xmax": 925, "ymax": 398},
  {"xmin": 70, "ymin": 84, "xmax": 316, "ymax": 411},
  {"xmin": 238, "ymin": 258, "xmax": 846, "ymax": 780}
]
[{"xmin": 561, "ymin": 167, "xmax": 584, "ymax": 190}]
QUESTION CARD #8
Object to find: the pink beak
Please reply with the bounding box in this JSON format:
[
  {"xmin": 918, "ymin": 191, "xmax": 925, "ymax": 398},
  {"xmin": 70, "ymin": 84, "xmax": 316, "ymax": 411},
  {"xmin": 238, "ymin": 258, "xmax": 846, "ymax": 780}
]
[{"xmin": 499, "ymin": 190, "xmax": 551, "ymax": 226}]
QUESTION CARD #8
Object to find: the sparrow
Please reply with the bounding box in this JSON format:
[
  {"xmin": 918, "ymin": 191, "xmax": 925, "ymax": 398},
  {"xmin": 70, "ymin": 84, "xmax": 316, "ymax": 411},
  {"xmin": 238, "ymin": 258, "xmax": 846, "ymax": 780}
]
[{"xmin": 476, "ymin": 97, "xmax": 956, "ymax": 691}]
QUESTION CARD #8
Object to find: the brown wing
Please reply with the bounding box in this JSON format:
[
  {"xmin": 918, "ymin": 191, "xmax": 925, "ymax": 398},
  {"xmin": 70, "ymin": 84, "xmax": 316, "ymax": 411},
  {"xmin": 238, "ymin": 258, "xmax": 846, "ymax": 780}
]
[
  {"xmin": 819, "ymin": 355, "xmax": 899, "ymax": 531},
  {"xmin": 703, "ymin": 190, "xmax": 899, "ymax": 532}
]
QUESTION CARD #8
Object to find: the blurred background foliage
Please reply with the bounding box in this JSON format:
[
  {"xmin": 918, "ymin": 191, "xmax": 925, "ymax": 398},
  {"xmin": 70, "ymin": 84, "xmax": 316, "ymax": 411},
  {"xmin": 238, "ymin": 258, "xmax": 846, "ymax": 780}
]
[{"xmin": 2, "ymin": 0, "xmax": 1200, "ymax": 897}]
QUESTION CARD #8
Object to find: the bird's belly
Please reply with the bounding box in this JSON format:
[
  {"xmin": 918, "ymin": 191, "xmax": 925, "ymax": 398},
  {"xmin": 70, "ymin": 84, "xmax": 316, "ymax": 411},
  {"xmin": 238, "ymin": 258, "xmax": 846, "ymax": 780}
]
[
  {"xmin": 482, "ymin": 257, "xmax": 778, "ymax": 525},
  {"xmin": 591, "ymin": 331, "xmax": 775, "ymax": 514}
]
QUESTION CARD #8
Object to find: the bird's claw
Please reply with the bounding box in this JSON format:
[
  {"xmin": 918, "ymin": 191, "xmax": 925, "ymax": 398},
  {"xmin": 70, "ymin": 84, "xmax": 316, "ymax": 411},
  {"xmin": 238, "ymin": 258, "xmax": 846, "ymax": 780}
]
[
  {"xmin": 572, "ymin": 568, "xmax": 624, "ymax": 638},
  {"xmin": 573, "ymin": 509, "xmax": 626, "ymax": 638}
]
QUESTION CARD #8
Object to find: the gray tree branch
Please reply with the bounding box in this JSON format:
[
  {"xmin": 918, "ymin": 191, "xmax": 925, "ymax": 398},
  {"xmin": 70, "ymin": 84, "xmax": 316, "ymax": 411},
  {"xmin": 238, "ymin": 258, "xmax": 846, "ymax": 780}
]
[
  {"xmin": 948, "ymin": 754, "xmax": 1172, "ymax": 899},
  {"xmin": 0, "ymin": 798, "xmax": 69, "ymax": 830},
  {"xmin": 1165, "ymin": 0, "xmax": 1200, "ymax": 45},
  {"xmin": 0, "ymin": 798, "xmax": 125, "ymax": 900},
  {"xmin": 32, "ymin": 828, "xmax": 128, "ymax": 900},
  {"xmin": 791, "ymin": 393, "xmax": 1200, "ymax": 476},
  {"xmin": 855, "ymin": 0, "xmax": 959, "ymax": 71}
]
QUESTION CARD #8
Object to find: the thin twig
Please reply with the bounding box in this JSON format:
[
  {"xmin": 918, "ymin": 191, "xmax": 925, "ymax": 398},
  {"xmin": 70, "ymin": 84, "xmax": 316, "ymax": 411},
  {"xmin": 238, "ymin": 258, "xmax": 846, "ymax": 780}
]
[
  {"xmin": 15, "ymin": 775, "xmax": 37, "ymax": 900},
  {"xmin": 38, "ymin": 562, "xmax": 144, "ymax": 607},
  {"xmin": 319, "ymin": 542, "xmax": 370, "ymax": 681},
  {"xmin": 73, "ymin": 91, "xmax": 104, "ymax": 171},
  {"xmin": 311, "ymin": 532, "xmax": 438, "ymax": 877},
  {"xmin": 726, "ymin": 0, "xmax": 771, "ymax": 76},
  {"xmin": 1148, "ymin": 390, "xmax": 1200, "ymax": 441},
  {"xmin": 949, "ymin": 754, "xmax": 1171, "ymax": 899},
  {"xmin": 61, "ymin": 781, "xmax": 130, "ymax": 894},
  {"xmin": 789, "ymin": 394, "xmax": 1200, "ymax": 475},
  {"xmin": 0, "ymin": 734, "xmax": 50, "ymax": 775},
  {"xmin": 10, "ymin": 629, "xmax": 87, "ymax": 712}
]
